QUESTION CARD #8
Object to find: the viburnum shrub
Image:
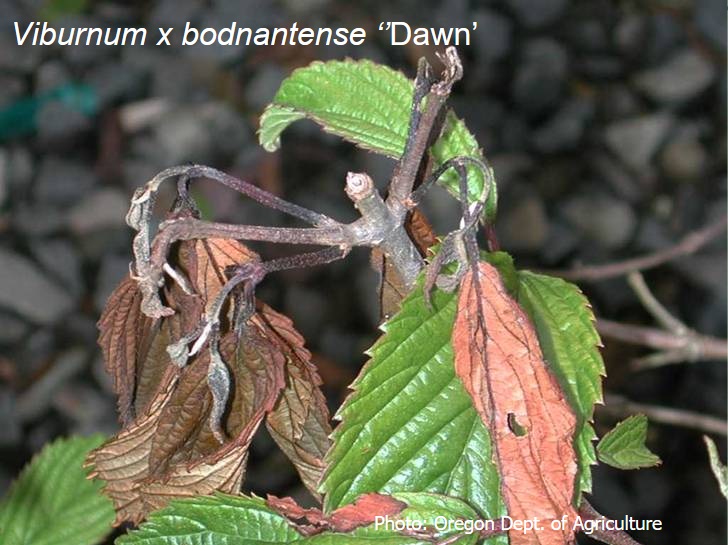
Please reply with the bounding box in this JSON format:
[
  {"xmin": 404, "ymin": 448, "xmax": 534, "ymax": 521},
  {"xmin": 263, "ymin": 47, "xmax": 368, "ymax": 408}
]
[{"xmin": 1, "ymin": 48, "xmax": 668, "ymax": 545}]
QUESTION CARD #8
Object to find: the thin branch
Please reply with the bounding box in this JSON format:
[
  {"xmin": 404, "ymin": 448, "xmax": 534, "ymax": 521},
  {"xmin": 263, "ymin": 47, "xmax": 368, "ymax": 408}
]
[
  {"xmin": 601, "ymin": 393, "xmax": 727, "ymax": 436},
  {"xmin": 578, "ymin": 501, "xmax": 644, "ymax": 545},
  {"xmin": 626, "ymin": 271, "xmax": 687, "ymax": 334},
  {"xmin": 551, "ymin": 214, "xmax": 727, "ymax": 281},
  {"xmin": 387, "ymin": 47, "xmax": 463, "ymax": 219}
]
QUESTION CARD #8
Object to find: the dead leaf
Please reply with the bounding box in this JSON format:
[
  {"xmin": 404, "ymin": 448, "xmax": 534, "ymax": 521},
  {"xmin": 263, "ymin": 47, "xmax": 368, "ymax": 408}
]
[
  {"xmin": 97, "ymin": 276, "xmax": 153, "ymax": 424},
  {"xmin": 260, "ymin": 304, "xmax": 332, "ymax": 499},
  {"xmin": 266, "ymin": 493, "xmax": 406, "ymax": 535},
  {"xmin": 89, "ymin": 238, "xmax": 334, "ymax": 524},
  {"xmin": 87, "ymin": 319, "xmax": 286, "ymax": 524},
  {"xmin": 452, "ymin": 261, "xmax": 578, "ymax": 545}
]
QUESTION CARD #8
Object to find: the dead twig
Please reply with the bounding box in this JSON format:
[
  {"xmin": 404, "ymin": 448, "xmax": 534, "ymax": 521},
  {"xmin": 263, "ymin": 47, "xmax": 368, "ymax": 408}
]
[
  {"xmin": 551, "ymin": 214, "xmax": 726, "ymax": 282},
  {"xmin": 601, "ymin": 393, "xmax": 727, "ymax": 436}
]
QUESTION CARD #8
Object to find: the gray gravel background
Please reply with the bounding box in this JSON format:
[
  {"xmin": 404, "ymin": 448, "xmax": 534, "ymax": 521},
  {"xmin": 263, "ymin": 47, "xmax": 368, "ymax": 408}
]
[{"xmin": 0, "ymin": 1, "xmax": 725, "ymax": 544}]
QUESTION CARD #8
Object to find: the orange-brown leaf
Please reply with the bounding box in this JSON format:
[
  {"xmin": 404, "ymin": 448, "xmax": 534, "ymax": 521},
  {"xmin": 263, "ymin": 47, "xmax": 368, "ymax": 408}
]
[
  {"xmin": 452, "ymin": 262, "xmax": 578, "ymax": 545},
  {"xmin": 266, "ymin": 493, "xmax": 406, "ymax": 534},
  {"xmin": 181, "ymin": 238, "xmax": 259, "ymax": 312},
  {"xmin": 260, "ymin": 304, "xmax": 332, "ymax": 498}
]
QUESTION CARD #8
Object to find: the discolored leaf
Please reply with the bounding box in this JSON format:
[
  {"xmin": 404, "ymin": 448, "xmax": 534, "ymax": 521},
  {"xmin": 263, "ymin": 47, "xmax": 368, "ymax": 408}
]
[
  {"xmin": 261, "ymin": 304, "xmax": 332, "ymax": 499},
  {"xmin": 97, "ymin": 276, "xmax": 152, "ymax": 424},
  {"xmin": 119, "ymin": 492, "xmax": 481, "ymax": 545},
  {"xmin": 321, "ymin": 277, "xmax": 507, "ymax": 545},
  {"xmin": 597, "ymin": 415, "xmax": 661, "ymax": 470},
  {"xmin": 180, "ymin": 238, "xmax": 259, "ymax": 312},
  {"xmin": 88, "ymin": 239, "xmax": 298, "ymax": 524},
  {"xmin": 452, "ymin": 262, "xmax": 578, "ymax": 545}
]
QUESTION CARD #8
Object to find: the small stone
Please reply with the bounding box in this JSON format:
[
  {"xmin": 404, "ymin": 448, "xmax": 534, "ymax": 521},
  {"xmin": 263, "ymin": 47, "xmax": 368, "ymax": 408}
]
[
  {"xmin": 245, "ymin": 65, "xmax": 287, "ymax": 113},
  {"xmin": 6, "ymin": 146, "xmax": 33, "ymax": 191},
  {"xmin": 660, "ymin": 133, "xmax": 708, "ymax": 182},
  {"xmin": 604, "ymin": 113, "xmax": 674, "ymax": 171},
  {"xmin": 614, "ymin": 15, "xmax": 648, "ymax": 60},
  {"xmin": 695, "ymin": 0, "xmax": 726, "ymax": 50},
  {"xmin": 0, "ymin": 389, "xmax": 20, "ymax": 447},
  {"xmin": 506, "ymin": 0, "xmax": 568, "ymax": 28},
  {"xmin": 0, "ymin": 311, "xmax": 29, "ymax": 344},
  {"xmin": 94, "ymin": 254, "xmax": 130, "ymax": 313},
  {"xmin": 512, "ymin": 38, "xmax": 568, "ymax": 118},
  {"xmin": 471, "ymin": 8, "xmax": 513, "ymax": 63},
  {"xmin": 30, "ymin": 239, "xmax": 83, "ymax": 298},
  {"xmin": 634, "ymin": 50, "xmax": 716, "ymax": 104},
  {"xmin": 86, "ymin": 61, "xmax": 146, "ymax": 108},
  {"xmin": 36, "ymin": 100, "xmax": 92, "ymax": 142},
  {"xmin": 67, "ymin": 188, "xmax": 129, "ymax": 235},
  {"xmin": 34, "ymin": 157, "xmax": 95, "ymax": 207},
  {"xmin": 562, "ymin": 194, "xmax": 637, "ymax": 249},
  {"xmin": 0, "ymin": 249, "xmax": 74, "ymax": 324},
  {"xmin": 149, "ymin": 103, "xmax": 250, "ymax": 165},
  {"xmin": 498, "ymin": 196, "xmax": 549, "ymax": 252},
  {"xmin": 11, "ymin": 203, "xmax": 65, "ymax": 236},
  {"xmin": 34, "ymin": 60, "xmax": 71, "ymax": 93},
  {"xmin": 532, "ymin": 97, "xmax": 594, "ymax": 153}
]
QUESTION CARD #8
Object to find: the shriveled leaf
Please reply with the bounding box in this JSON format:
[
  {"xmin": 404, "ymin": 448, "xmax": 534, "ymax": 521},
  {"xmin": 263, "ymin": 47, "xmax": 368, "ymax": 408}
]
[
  {"xmin": 517, "ymin": 271, "xmax": 605, "ymax": 498},
  {"xmin": 703, "ymin": 435, "xmax": 728, "ymax": 498},
  {"xmin": 180, "ymin": 238, "xmax": 259, "ymax": 313},
  {"xmin": 321, "ymin": 277, "xmax": 507, "ymax": 545},
  {"xmin": 97, "ymin": 276, "xmax": 153, "ymax": 423},
  {"xmin": 258, "ymin": 59, "xmax": 496, "ymax": 218},
  {"xmin": 597, "ymin": 415, "xmax": 661, "ymax": 470},
  {"xmin": 89, "ymin": 239, "xmax": 289, "ymax": 524},
  {"xmin": 453, "ymin": 262, "xmax": 578, "ymax": 545},
  {"xmin": 0, "ymin": 435, "xmax": 114, "ymax": 545},
  {"xmin": 119, "ymin": 492, "xmax": 481, "ymax": 545},
  {"xmin": 260, "ymin": 304, "xmax": 332, "ymax": 499},
  {"xmin": 87, "ymin": 321, "xmax": 285, "ymax": 524}
]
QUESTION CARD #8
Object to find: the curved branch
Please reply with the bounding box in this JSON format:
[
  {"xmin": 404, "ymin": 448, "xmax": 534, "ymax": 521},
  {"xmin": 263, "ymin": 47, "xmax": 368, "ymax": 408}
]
[{"xmin": 551, "ymin": 214, "xmax": 727, "ymax": 281}]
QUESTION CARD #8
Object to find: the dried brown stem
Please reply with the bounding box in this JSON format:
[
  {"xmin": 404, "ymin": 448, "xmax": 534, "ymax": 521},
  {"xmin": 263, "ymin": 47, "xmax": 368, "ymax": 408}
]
[
  {"xmin": 601, "ymin": 393, "xmax": 727, "ymax": 436},
  {"xmin": 552, "ymin": 214, "xmax": 727, "ymax": 281},
  {"xmin": 578, "ymin": 500, "xmax": 645, "ymax": 545}
]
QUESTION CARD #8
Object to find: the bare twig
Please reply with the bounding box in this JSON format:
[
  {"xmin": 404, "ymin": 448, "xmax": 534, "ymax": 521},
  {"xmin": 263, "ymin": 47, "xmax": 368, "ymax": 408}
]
[
  {"xmin": 601, "ymin": 393, "xmax": 727, "ymax": 436},
  {"xmin": 578, "ymin": 501, "xmax": 644, "ymax": 545},
  {"xmin": 596, "ymin": 318, "xmax": 727, "ymax": 369},
  {"xmin": 627, "ymin": 272, "xmax": 687, "ymax": 334},
  {"xmin": 551, "ymin": 214, "xmax": 727, "ymax": 281}
]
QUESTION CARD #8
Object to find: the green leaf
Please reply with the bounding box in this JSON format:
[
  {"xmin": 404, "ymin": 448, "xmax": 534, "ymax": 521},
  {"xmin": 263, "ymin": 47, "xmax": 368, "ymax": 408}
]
[
  {"xmin": 703, "ymin": 436, "xmax": 727, "ymax": 498},
  {"xmin": 116, "ymin": 494, "xmax": 302, "ymax": 545},
  {"xmin": 0, "ymin": 435, "xmax": 114, "ymax": 545},
  {"xmin": 597, "ymin": 415, "xmax": 661, "ymax": 469},
  {"xmin": 118, "ymin": 492, "xmax": 482, "ymax": 545},
  {"xmin": 320, "ymin": 279, "xmax": 507, "ymax": 545},
  {"xmin": 516, "ymin": 271, "xmax": 605, "ymax": 499},
  {"xmin": 258, "ymin": 59, "xmax": 497, "ymax": 220}
]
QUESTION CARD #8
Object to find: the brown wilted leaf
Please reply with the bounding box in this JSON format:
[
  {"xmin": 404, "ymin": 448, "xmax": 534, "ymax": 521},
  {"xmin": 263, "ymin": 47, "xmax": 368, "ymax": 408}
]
[
  {"xmin": 260, "ymin": 304, "xmax": 332, "ymax": 499},
  {"xmin": 87, "ymin": 318, "xmax": 286, "ymax": 524},
  {"xmin": 97, "ymin": 276, "xmax": 153, "ymax": 424},
  {"xmin": 452, "ymin": 261, "xmax": 578, "ymax": 545},
  {"xmin": 180, "ymin": 238, "xmax": 259, "ymax": 312},
  {"xmin": 89, "ymin": 238, "xmax": 334, "ymax": 524}
]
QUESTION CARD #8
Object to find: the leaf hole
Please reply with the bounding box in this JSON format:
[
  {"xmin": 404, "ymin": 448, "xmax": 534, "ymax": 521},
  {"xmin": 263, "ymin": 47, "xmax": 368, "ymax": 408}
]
[{"xmin": 507, "ymin": 413, "xmax": 528, "ymax": 437}]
